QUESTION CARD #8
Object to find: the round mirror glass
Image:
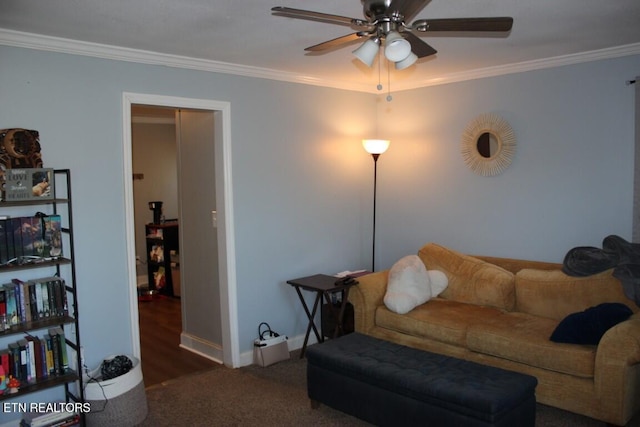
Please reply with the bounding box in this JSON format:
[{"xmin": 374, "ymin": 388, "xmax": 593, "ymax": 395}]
[{"xmin": 477, "ymin": 132, "xmax": 500, "ymax": 158}]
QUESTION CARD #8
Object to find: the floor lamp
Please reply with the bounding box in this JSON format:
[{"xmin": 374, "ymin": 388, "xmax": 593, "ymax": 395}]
[{"xmin": 363, "ymin": 139, "xmax": 390, "ymax": 272}]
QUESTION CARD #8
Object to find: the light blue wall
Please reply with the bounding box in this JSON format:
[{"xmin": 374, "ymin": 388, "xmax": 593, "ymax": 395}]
[
  {"xmin": 0, "ymin": 45, "xmax": 639, "ymax": 403},
  {"xmin": 375, "ymin": 55, "xmax": 640, "ymax": 267},
  {"xmin": 0, "ymin": 45, "xmax": 376, "ymax": 378}
]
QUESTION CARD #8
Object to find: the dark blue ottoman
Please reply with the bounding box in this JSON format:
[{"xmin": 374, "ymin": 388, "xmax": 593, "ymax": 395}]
[{"xmin": 306, "ymin": 333, "xmax": 537, "ymax": 427}]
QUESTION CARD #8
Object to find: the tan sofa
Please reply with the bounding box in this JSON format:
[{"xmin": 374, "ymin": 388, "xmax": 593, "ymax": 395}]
[{"xmin": 349, "ymin": 243, "xmax": 640, "ymax": 426}]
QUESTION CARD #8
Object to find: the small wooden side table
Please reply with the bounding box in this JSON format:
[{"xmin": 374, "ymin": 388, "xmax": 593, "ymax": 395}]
[{"xmin": 287, "ymin": 274, "xmax": 357, "ymax": 358}]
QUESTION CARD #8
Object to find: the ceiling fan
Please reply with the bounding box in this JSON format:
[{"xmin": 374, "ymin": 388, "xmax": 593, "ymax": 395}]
[{"xmin": 272, "ymin": 0, "xmax": 513, "ymax": 70}]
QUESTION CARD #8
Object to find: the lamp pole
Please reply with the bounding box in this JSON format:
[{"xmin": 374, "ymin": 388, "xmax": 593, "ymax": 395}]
[
  {"xmin": 362, "ymin": 139, "xmax": 390, "ymax": 272},
  {"xmin": 371, "ymin": 152, "xmax": 380, "ymax": 272}
]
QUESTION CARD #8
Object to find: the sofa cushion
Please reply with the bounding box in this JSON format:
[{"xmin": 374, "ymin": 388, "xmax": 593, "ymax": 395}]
[
  {"xmin": 467, "ymin": 312, "xmax": 596, "ymax": 378},
  {"xmin": 549, "ymin": 302, "xmax": 633, "ymax": 345},
  {"xmin": 376, "ymin": 298, "xmax": 506, "ymax": 348},
  {"xmin": 417, "ymin": 243, "xmax": 516, "ymax": 311},
  {"xmin": 515, "ymin": 268, "xmax": 637, "ymax": 321},
  {"xmin": 384, "ymin": 255, "xmax": 432, "ymax": 314}
]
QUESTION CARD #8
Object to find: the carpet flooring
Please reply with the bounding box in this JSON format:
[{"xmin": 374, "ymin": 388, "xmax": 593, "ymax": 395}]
[{"xmin": 137, "ymin": 347, "xmax": 640, "ymax": 426}]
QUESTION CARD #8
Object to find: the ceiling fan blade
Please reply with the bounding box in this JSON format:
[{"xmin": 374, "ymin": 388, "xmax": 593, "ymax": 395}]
[
  {"xmin": 387, "ymin": 0, "xmax": 431, "ymax": 22},
  {"xmin": 305, "ymin": 33, "xmax": 365, "ymax": 52},
  {"xmin": 412, "ymin": 17, "xmax": 513, "ymax": 32},
  {"xmin": 403, "ymin": 32, "xmax": 437, "ymax": 58},
  {"xmin": 271, "ymin": 6, "xmax": 368, "ymax": 28}
]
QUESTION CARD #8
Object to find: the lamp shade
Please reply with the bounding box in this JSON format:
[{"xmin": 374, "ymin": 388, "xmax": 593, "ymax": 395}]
[
  {"xmin": 362, "ymin": 139, "xmax": 390, "ymax": 155},
  {"xmin": 384, "ymin": 31, "xmax": 412, "ymax": 62},
  {"xmin": 395, "ymin": 51, "xmax": 418, "ymax": 70},
  {"xmin": 353, "ymin": 38, "xmax": 380, "ymax": 67}
]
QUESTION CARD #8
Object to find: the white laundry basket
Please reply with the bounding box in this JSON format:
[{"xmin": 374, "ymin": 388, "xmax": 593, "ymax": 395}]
[{"xmin": 84, "ymin": 355, "xmax": 148, "ymax": 427}]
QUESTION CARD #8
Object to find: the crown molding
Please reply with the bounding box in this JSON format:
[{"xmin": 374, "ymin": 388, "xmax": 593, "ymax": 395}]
[
  {"xmin": 392, "ymin": 42, "xmax": 640, "ymax": 91},
  {"xmin": 1, "ymin": 28, "xmax": 639, "ymax": 94},
  {"xmin": 0, "ymin": 29, "xmax": 373, "ymax": 93}
]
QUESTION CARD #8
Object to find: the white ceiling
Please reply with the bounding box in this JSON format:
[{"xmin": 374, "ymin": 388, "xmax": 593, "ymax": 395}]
[{"xmin": 1, "ymin": 0, "xmax": 640, "ymax": 92}]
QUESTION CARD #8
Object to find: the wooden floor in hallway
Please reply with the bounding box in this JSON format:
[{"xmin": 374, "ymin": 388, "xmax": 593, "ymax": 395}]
[{"xmin": 138, "ymin": 295, "xmax": 221, "ymax": 387}]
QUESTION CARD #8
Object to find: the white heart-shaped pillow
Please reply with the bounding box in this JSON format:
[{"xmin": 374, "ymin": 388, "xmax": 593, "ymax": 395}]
[
  {"xmin": 428, "ymin": 270, "xmax": 448, "ymax": 297},
  {"xmin": 384, "ymin": 255, "xmax": 432, "ymax": 314}
]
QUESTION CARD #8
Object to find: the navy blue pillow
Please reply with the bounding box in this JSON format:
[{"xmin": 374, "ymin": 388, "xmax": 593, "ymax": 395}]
[{"xmin": 550, "ymin": 302, "xmax": 633, "ymax": 345}]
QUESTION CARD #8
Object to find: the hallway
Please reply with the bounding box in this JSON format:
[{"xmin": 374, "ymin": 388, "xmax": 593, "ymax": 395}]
[{"xmin": 138, "ymin": 296, "xmax": 220, "ymax": 387}]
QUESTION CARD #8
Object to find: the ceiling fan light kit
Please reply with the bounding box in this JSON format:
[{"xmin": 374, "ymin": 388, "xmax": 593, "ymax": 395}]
[
  {"xmin": 272, "ymin": 1, "xmax": 513, "ymax": 92},
  {"xmin": 353, "ymin": 38, "xmax": 381, "ymax": 67},
  {"xmin": 395, "ymin": 51, "xmax": 418, "ymax": 70},
  {"xmin": 384, "ymin": 31, "xmax": 412, "ymax": 62}
]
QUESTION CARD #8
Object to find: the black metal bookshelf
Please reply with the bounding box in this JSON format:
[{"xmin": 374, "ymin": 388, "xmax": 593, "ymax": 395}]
[{"xmin": 0, "ymin": 169, "xmax": 84, "ymax": 420}]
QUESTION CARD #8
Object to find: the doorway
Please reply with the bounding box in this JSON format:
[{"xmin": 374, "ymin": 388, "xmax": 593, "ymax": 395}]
[
  {"xmin": 132, "ymin": 105, "xmax": 221, "ymax": 385},
  {"xmin": 122, "ymin": 93, "xmax": 240, "ymax": 371}
]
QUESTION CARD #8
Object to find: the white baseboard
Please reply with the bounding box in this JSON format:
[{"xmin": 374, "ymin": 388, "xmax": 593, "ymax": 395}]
[{"xmin": 179, "ymin": 332, "xmax": 223, "ymax": 364}]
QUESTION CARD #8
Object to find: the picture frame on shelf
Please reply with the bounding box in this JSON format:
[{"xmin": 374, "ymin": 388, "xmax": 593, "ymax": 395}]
[{"xmin": 1, "ymin": 168, "xmax": 54, "ymax": 202}]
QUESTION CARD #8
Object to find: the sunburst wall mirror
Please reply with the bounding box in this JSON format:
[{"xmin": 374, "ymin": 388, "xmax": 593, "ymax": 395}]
[{"xmin": 461, "ymin": 113, "xmax": 516, "ymax": 176}]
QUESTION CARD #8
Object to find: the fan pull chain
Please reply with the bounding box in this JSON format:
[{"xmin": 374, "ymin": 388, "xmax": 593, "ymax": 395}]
[
  {"xmin": 377, "ymin": 48, "xmax": 383, "ymax": 91},
  {"xmin": 386, "ymin": 62, "xmax": 392, "ymax": 102}
]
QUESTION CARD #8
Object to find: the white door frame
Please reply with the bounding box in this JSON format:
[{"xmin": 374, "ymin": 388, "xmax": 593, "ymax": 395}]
[{"xmin": 122, "ymin": 92, "xmax": 239, "ymax": 368}]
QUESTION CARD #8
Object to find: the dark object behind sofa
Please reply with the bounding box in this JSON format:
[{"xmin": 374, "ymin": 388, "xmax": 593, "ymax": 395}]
[{"xmin": 563, "ymin": 235, "xmax": 640, "ymax": 305}]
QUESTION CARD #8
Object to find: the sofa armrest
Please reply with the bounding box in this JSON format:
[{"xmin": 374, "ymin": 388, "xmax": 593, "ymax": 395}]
[
  {"xmin": 594, "ymin": 313, "xmax": 640, "ymax": 424},
  {"xmin": 348, "ymin": 270, "xmax": 389, "ymax": 335},
  {"xmin": 597, "ymin": 313, "xmax": 640, "ymax": 365}
]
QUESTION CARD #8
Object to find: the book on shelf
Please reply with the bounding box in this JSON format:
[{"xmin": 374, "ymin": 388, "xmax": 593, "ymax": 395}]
[
  {"xmin": 27, "ymin": 283, "xmax": 38, "ymax": 322},
  {"xmin": 0, "ymin": 285, "xmax": 6, "ymax": 321},
  {"xmin": 43, "ymin": 282, "xmax": 51, "ymax": 319},
  {"xmin": 20, "ymin": 216, "xmax": 39, "ymax": 257},
  {"xmin": 0, "ymin": 348, "xmax": 9, "ymax": 375},
  {"xmin": 39, "ymin": 336, "xmax": 48, "ymax": 379},
  {"xmin": 0, "ymin": 277, "xmax": 67, "ymax": 327},
  {"xmin": 21, "ymin": 407, "xmax": 79, "ymax": 427},
  {"xmin": 24, "ymin": 334, "xmax": 46, "ymax": 381},
  {"xmin": 31, "ymin": 277, "xmax": 67, "ymax": 318},
  {"xmin": 1, "ymin": 331, "xmax": 70, "ymax": 382},
  {"xmin": 8, "ymin": 342, "xmax": 20, "ymax": 380},
  {"xmin": 17, "ymin": 338, "xmax": 30, "ymax": 382},
  {"xmin": 2, "ymin": 219, "xmax": 13, "ymax": 262},
  {"xmin": 12, "ymin": 278, "xmax": 29, "ymax": 324},
  {"xmin": 43, "ymin": 333, "xmax": 55, "ymax": 377},
  {"xmin": 4, "ymin": 282, "xmax": 19, "ymax": 326},
  {"xmin": 0, "ymin": 214, "xmax": 64, "ymax": 266},
  {"xmin": 0, "ymin": 220, "xmax": 7, "ymax": 265},
  {"xmin": 18, "ymin": 336, "xmax": 38, "ymax": 383},
  {"xmin": 42, "ymin": 215, "xmax": 63, "ymax": 258},
  {"xmin": 6, "ymin": 217, "xmax": 23, "ymax": 260},
  {"xmin": 28, "ymin": 282, "xmax": 38, "ymax": 321},
  {"xmin": 15, "ymin": 280, "xmax": 26, "ymax": 324},
  {"xmin": 47, "ymin": 327, "xmax": 68, "ymax": 375}
]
